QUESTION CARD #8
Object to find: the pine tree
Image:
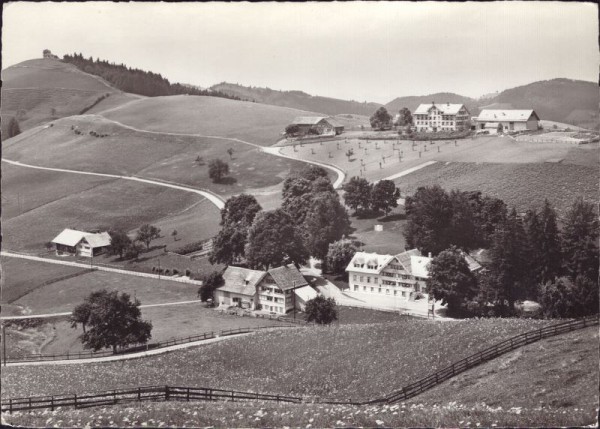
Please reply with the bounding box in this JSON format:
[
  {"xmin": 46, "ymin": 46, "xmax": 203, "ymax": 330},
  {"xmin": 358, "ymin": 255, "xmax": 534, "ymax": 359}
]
[
  {"xmin": 538, "ymin": 199, "xmax": 562, "ymax": 283},
  {"xmin": 561, "ymin": 197, "xmax": 599, "ymax": 281}
]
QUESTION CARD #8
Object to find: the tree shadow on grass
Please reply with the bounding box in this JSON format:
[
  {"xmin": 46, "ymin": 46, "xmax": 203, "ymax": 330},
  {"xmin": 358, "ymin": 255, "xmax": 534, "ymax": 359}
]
[
  {"xmin": 378, "ymin": 213, "xmax": 406, "ymax": 222},
  {"xmin": 217, "ymin": 177, "xmax": 238, "ymax": 185}
]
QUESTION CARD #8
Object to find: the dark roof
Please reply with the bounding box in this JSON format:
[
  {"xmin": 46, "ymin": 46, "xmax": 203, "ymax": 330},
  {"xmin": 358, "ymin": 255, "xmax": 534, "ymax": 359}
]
[
  {"xmin": 268, "ymin": 265, "xmax": 308, "ymax": 291},
  {"xmin": 219, "ymin": 266, "xmax": 266, "ymax": 296}
]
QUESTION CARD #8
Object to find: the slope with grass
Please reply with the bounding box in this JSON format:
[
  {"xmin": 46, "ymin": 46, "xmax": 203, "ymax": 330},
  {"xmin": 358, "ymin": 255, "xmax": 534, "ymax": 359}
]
[
  {"xmin": 100, "ymin": 95, "xmax": 339, "ymax": 145},
  {"xmin": 1, "ymin": 318, "xmax": 554, "ymax": 400},
  {"xmin": 394, "ymin": 161, "xmax": 598, "ymax": 216},
  {"xmin": 1, "ymin": 58, "xmax": 120, "ymax": 134}
]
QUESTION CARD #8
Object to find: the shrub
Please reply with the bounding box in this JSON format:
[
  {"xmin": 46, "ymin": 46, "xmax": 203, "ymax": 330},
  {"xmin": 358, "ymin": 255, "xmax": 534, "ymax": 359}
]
[
  {"xmin": 171, "ymin": 240, "xmax": 205, "ymax": 255},
  {"xmin": 185, "ymin": 269, "xmax": 191, "ymax": 277}
]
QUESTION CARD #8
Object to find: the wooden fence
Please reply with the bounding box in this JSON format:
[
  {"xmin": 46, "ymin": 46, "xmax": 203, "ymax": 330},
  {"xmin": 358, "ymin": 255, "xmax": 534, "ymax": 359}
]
[
  {"xmin": 2, "ymin": 385, "xmax": 304, "ymax": 413},
  {"xmin": 380, "ymin": 315, "xmax": 598, "ymax": 404},
  {"xmin": 3, "ymin": 325, "xmax": 296, "ymax": 364},
  {"xmin": 2, "ymin": 316, "xmax": 597, "ymax": 412}
]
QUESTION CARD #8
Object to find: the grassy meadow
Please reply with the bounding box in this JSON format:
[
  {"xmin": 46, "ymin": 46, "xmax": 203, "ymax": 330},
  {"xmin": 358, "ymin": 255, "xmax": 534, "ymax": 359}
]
[
  {"xmin": 394, "ymin": 161, "xmax": 598, "ymax": 215},
  {"xmin": 2, "ymin": 318, "xmax": 553, "ymax": 400}
]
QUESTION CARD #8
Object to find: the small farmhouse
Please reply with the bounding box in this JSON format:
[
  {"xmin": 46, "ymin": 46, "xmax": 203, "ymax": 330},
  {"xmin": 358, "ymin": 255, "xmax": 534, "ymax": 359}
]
[
  {"xmin": 475, "ymin": 109, "xmax": 540, "ymax": 134},
  {"xmin": 413, "ymin": 102, "xmax": 471, "ymax": 132},
  {"xmin": 345, "ymin": 248, "xmax": 481, "ymax": 300},
  {"xmin": 51, "ymin": 228, "xmax": 111, "ymax": 257},
  {"xmin": 214, "ymin": 265, "xmax": 316, "ymax": 313},
  {"xmin": 287, "ymin": 116, "xmax": 344, "ymax": 136}
]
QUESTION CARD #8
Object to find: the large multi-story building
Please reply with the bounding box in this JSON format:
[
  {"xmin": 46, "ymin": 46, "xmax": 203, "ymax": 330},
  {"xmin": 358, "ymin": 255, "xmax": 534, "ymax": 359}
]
[
  {"xmin": 214, "ymin": 265, "xmax": 317, "ymax": 314},
  {"xmin": 345, "ymin": 249, "xmax": 481, "ymax": 301},
  {"xmin": 413, "ymin": 102, "xmax": 471, "ymax": 132}
]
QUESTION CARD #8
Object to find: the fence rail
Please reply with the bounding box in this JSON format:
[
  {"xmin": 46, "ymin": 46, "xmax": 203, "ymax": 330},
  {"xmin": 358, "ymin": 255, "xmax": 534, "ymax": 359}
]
[
  {"xmin": 381, "ymin": 315, "xmax": 598, "ymax": 403},
  {"xmin": 2, "ymin": 324, "xmax": 297, "ymax": 364},
  {"xmin": 2, "ymin": 316, "xmax": 597, "ymax": 412}
]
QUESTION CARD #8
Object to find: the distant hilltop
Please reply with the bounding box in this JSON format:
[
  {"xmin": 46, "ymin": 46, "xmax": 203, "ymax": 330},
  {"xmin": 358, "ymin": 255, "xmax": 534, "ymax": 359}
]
[{"xmin": 42, "ymin": 49, "xmax": 59, "ymax": 59}]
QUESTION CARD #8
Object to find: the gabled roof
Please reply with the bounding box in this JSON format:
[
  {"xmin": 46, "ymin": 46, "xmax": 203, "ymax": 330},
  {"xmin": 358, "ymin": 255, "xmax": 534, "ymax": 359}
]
[
  {"xmin": 410, "ymin": 256, "xmax": 431, "ymax": 278},
  {"xmin": 291, "ymin": 116, "xmax": 328, "ymax": 125},
  {"xmin": 461, "ymin": 251, "xmax": 483, "ymax": 272},
  {"xmin": 477, "ymin": 109, "xmax": 539, "ymax": 122},
  {"xmin": 345, "ymin": 251, "xmax": 395, "ymax": 274},
  {"xmin": 294, "ymin": 285, "xmax": 318, "ymax": 302},
  {"xmin": 395, "ymin": 249, "xmax": 422, "ymax": 273},
  {"xmin": 51, "ymin": 229, "xmax": 111, "ymax": 248},
  {"xmin": 327, "ymin": 118, "xmax": 345, "ymax": 128},
  {"xmin": 83, "ymin": 232, "xmax": 111, "ymax": 248},
  {"xmin": 219, "ymin": 266, "xmax": 266, "ymax": 296},
  {"xmin": 268, "ymin": 265, "xmax": 308, "ymax": 291},
  {"xmin": 414, "ymin": 103, "xmax": 468, "ymax": 115}
]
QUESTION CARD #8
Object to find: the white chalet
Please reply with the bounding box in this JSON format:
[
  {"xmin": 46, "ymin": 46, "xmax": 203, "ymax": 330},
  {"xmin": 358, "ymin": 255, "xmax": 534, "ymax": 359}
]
[
  {"xmin": 51, "ymin": 228, "xmax": 111, "ymax": 257},
  {"xmin": 475, "ymin": 109, "xmax": 540, "ymax": 134},
  {"xmin": 413, "ymin": 102, "xmax": 471, "ymax": 132},
  {"xmin": 214, "ymin": 265, "xmax": 316, "ymax": 314},
  {"xmin": 345, "ymin": 249, "xmax": 481, "ymax": 300}
]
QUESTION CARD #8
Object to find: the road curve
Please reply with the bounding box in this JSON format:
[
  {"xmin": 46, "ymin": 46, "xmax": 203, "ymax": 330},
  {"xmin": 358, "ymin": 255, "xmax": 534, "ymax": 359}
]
[{"xmin": 1, "ymin": 159, "xmax": 225, "ymax": 210}]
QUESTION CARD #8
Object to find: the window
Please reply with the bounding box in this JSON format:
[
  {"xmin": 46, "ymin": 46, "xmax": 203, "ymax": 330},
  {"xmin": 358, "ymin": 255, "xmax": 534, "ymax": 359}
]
[
  {"xmin": 367, "ymin": 277, "xmax": 371, "ymax": 283},
  {"xmin": 360, "ymin": 276, "xmax": 364, "ymax": 282},
  {"xmin": 354, "ymin": 285, "xmax": 358, "ymax": 291},
  {"xmin": 363, "ymin": 286, "xmax": 367, "ymax": 292},
  {"xmin": 394, "ymin": 290, "xmax": 397, "ymax": 296},
  {"xmin": 402, "ymin": 291, "xmax": 406, "ymax": 297},
  {"xmin": 371, "ymin": 287, "xmax": 374, "ymax": 292},
  {"xmin": 386, "ymin": 289, "xmax": 390, "ymax": 294},
  {"xmin": 378, "ymin": 288, "xmax": 382, "ymax": 293},
  {"xmin": 353, "ymin": 275, "xmax": 357, "ymax": 281}
]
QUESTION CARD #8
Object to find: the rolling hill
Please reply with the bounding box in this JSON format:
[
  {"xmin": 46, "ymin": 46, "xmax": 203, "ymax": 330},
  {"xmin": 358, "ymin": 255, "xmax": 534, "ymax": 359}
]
[
  {"xmin": 385, "ymin": 92, "xmax": 480, "ymax": 116},
  {"xmin": 210, "ymin": 82, "xmax": 382, "ymax": 116},
  {"xmin": 0, "ymin": 58, "xmax": 127, "ymax": 135}
]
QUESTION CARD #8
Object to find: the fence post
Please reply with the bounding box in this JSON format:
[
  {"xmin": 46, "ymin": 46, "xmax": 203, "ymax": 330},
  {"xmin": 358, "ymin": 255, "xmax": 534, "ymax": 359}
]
[
  {"xmin": 231, "ymin": 390, "xmax": 235, "ymax": 402},
  {"xmin": 29, "ymin": 397, "xmax": 32, "ymax": 410},
  {"xmin": 277, "ymin": 394, "xmax": 280, "ymax": 403},
  {"xmin": 74, "ymin": 393, "xmax": 77, "ymax": 409},
  {"xmin": 138, "ymin": 387, "xmax": 141, "ymax": 402},
  {"xmin": 187, "ymin": 387, "xmax": 190, "ymax": 402},
  {"xmin": 165, "ymin": 386, "xmax": 170, "ymax": 401},
  {"xmin": 114, "ymin": 390, "xmax": 117, "ymax": 405},
  {"xmin": 9, "ymin": 398, "xmax": 13, "ymax": 413},
  {"xmin": 50, "ymin": 396, "xmax": 54, "ymax": 411}
]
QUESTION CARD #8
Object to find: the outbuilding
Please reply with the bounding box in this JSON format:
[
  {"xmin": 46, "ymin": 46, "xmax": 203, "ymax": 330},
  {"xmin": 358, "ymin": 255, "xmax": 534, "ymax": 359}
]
[
  {"xmin": 51, "ymin": 229, "xmax": 111, "ymax": 257},
  {"xmin": 476, "ymin": 109, "xmax": 540, "ymax": 133}
]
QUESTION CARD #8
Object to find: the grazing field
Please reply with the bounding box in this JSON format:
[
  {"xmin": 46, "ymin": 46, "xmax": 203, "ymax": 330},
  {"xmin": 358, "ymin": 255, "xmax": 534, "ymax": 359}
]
[
  {"xmin": 2, "ymin": 177, "xmax": 203, "ymax": 252},
  {"xmin": 12, "ymin": 269, "xmax": 198, "ymax": 314},
  {"xmin": 1, "ymin": 59, "xmax": 117, "ymax": 132},
  {"xmin": 1, "ymin": 162, "xmax": 116, "ymax": 221},
  {"xmin": 0, "ymin": 257, "xmax": 90, "ymax": 305},
  {"xmin": 100, "ymin": 95, "xmax": 322, "ymax": 145},
  {"xmin": 394, "ymin": 161, "xmax": 598, "ymax": 215},
  {"xmin": 3, "ymin": 115, "xmax": 309, "ymax": 198},
  {"xmin": 2, "ymin": 318, "xmax": 553, "ymax": 400},
  {"xmin": 348, "ymin": 208, "xmax": 408, "ymax": 255},
  {"xmin": 412, "ymin": 326, "xmax": 598, "ymax": 412}
]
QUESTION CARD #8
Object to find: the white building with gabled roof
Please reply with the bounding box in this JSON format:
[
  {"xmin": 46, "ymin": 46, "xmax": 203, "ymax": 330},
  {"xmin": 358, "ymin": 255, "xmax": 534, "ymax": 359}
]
[
  {"xmin": 51, "ymin": 228, "xmax": 111, "ymax": 257},
  {"xmin": 413, "ymin": 102, "xmax": 471, "ymax": 132},
  {"xmin": 475, "ymin": 109, "xmax": 540, "ymax": 134}
]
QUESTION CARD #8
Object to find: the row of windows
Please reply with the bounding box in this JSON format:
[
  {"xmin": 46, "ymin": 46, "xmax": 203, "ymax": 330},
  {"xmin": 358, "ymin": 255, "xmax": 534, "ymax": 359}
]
[
  {"xmin": 416, "ymin": 121, "xmax": 455, "ymax": 126},
  {"xmin": 264, "ymin": 305, "xmax": 284, "ymax": 314},
  {"xmin": 353, "ymin": 285, "xmax": 408, "ymax": 296},
  {"xmin": 261, "ymin": 295, "xmax": 284, "ymax": 304}
]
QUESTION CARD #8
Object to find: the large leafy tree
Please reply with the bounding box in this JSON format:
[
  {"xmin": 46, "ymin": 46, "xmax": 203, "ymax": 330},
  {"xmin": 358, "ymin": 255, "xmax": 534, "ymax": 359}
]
[
  {"xmin": 70, "ymin": 290, "xmax": 152, "ymax": 353},
  {"xmin": 561, "ymin": 197, "xmax": 599, "ymax": 281},
  {"xmin": 370, "ymin": 106, "xmax": 392, "ymax": 130},
  {"xmin": 539, "ymin": 275, "xmax": 599, "ymax": 318},
  {"xmin": 305, "ymin": 296, "xmax": 338, "ymax": 325},
  {"xmin": 108, "ymin": 229, "xmax": 131, "ymax": 259},
  {"xmin": 477, "ymin": 195, "xmax": 508, "ymax": 247},
  {"xmin": 303, "ymin": 192, "xmax": 351, "ymax": 260},
  {"xmin": 282, "ymin": 177, "xmax": 313, "ymax": 201},
  {"xmin": 448, "ymin": 190, "xmax": 482, "ymax": 251},
  {"xmin": 395, "ymin": 107, "xmax": 413, "ymax": 126},
  {"xmin": 426, "ymin": 246, "xmax": 478, "ymax": 316},
  {"xmin": 135, "ymin": 224, "xmax": 161, "ymax": 250},
  {"xmin": 404, "ymin": 185, "xmax": 453, "ymax": 255},
  {"xmin": 210, "ymin": 195, "xmax": 262, "ymax": 266},
  {"xmin": 198, "ymin": 271, "xmax": 225, "ymax": 302},
  {"xmin": 208, "ymin": 159, "xmax": 230, "ymax": 183},
  {"xmin": 343, "ymin": 176, "xmax": 373, "ymax": 214},
  {"xmin": 487, "ymin": 209, "xmax": 529, "ymax": 313},
  {"xmin": 325, "ymin": 239, "xmax": 358, "ymax": 276},
  {"xmin": 245, "ymin": 209, "xmax": 309, "ymax": 270},
  {"xmin": 370, "ymin": 180, "xmax": 400, "ymax": 216}
]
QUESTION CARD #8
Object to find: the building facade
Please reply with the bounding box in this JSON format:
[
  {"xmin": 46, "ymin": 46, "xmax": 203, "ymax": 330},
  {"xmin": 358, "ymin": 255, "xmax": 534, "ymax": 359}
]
[
  {"xmin": 51, "ymin": 229, "xmax": 111, "ymax": 257},
  {"xmin": 288, "ymin": 116, "xmax": 344, "ymax": 136},
  {"xmin": 413, "ymin": 102, "xmax": 471, "ymax": 132},
  {"xmin": 214, "ymin": 265, "xmax": 316, "ymax": 314},
  {"xmin": 475, "ymin": 109, "xmax": 540, "ymax": 134}
]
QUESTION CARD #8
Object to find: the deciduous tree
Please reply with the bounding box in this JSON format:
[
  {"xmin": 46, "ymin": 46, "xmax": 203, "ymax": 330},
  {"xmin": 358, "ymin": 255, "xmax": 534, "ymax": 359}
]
[
  {"xmin": 108, "ymin": 229, "xmax": 131, "ymax": 259},
  {"xmin": 198, "ymin": 271, "xmax": 225, "ymax": 302},
  {"xmin": 396, "ymin": 107, "xmax": 413, "ymax": 126},
  {"xmin": 245, "ymin": 209, "xmax": 309, "ymax": 270},
  {"xmin": 303, "ymin": 192, "xmax": 351, "ymax": 260},
  {"xmin": 208, "ymin": 159, "xmax": 230, "ymax": 183},
  {"xmin": 71, "ymin": 290, "xmax": 152, "ymax": 353},
  {"xmin": 370, "ymin": 107, "xmax": 392, "ymax": 130},
  {"xmin": 370, "ymin": 180, "xmax": 400, "ymax": 216},
  {"xmin": 325, "ymin": 239, "xmax": 357, "ymax": 276},
  {"xmin": 135, "ymin": 224, "xmax": 161, "ymax": 250},
  {"xmin": 426, "ymin": 246, "xmax": 478, "ymax": 316},
  {"xmin": 305, "ymin": 295, "xmax": 338, "ymax": 324},
  {"xmin": 343, "ymin": 176, "xmax": 373, "ymax": 214}
]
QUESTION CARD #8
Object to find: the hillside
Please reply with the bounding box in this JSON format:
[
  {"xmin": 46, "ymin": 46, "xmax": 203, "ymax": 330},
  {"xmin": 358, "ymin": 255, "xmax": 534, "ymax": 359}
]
[
  {"xmin": 100, "ymin": 94, "xmax": 331, "ymax": 144},
  {"xmin": 1, "ymin": 58, "xmax": 122, "ymax": 134},
  {"xmin": 210, "ymin": 82, "xmax": 382, "ymax": 116},
  {"xmin": 385, "ymin": 92, "xmax": 479, "ymax": 116},
  {"xmin": 486, "ymin": 78, "xmax": 599, "ymax": 130}
]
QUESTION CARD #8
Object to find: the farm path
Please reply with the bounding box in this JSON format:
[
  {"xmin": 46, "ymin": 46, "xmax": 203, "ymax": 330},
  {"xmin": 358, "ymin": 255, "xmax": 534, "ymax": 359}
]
[
  {"xmin": 2, "ymin": 332, "xmax": 255, "ymax": 367},
  {"xmin": 1, "ymin": 158, "xmax": 225, "ymax": 210},
  {"xmin": 83, "ymin": 114, "xmax": 348, "ymax": 188}
]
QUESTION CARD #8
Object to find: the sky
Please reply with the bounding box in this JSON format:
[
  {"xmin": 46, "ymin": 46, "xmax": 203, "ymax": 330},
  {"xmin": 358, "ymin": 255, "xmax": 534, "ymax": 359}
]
[{"xmin": 2, "ymin": 1, "xmax": 598, "ymax": 103}]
